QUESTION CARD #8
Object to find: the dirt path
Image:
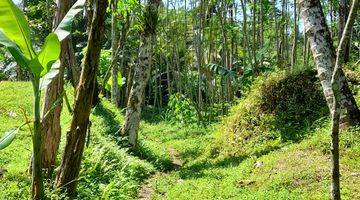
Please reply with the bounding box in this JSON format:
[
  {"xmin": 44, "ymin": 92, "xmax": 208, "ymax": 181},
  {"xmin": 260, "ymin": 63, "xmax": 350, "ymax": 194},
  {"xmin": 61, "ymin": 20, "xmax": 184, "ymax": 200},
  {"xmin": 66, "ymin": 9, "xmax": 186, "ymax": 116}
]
[
  {"xmin": 138, "ymin": 147, "xmax": 184, "ymax": 200},
  {"xmin": 138, "ymin": 172, "xmax": 162, "ymax": 200}
]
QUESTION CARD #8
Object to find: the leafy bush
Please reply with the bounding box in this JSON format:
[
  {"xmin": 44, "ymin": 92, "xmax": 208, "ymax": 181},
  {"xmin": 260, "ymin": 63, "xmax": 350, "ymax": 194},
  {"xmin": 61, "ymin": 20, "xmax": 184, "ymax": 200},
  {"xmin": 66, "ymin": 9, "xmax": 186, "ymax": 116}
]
[
  {"xmin": 166, "ymin": 93, "xmax": 198, "ymax": 125},
  {"xmin": 97, "ymin": 50, "xmax": 124, "ymax": 92}
]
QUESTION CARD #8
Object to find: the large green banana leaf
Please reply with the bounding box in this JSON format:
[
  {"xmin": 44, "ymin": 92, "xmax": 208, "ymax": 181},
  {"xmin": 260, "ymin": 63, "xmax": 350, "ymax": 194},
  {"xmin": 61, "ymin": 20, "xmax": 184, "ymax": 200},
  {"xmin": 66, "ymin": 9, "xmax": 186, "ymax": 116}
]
[
  {"xmin": 55, "ymin": 0, "xmax": 87, "ymax": 41},
  {"xmin": 0, "ymin": 0, "xmax": 35, "ymax": 59},
  {"xmin": 0, "ymin": 31, "xmax": 29, "ymax": 70},
  {"xmin": 38, "ymin": 33, "xmax": 60, "ymax": 77},
  {"xmin": 0, "ymin": 128, "xmax": 18, "ymax": 150}
]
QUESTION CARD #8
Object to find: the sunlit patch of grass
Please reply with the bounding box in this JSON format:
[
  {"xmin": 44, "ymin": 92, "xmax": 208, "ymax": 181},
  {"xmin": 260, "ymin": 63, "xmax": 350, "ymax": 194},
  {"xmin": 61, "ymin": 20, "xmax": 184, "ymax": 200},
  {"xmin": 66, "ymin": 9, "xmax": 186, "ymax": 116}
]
[
  {"xmin": 0, "ymin": 81, "xmax": 154, "ymax": 199},
  {"xmin": 146, "ymin": 120, "xmax": 360, "ymax": 200}
]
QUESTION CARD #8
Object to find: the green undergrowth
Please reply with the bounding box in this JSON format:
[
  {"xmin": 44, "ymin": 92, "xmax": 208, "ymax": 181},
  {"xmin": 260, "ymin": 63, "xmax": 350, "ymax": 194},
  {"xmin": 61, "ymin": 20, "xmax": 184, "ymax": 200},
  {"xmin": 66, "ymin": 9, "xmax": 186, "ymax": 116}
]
[
  {"xmin": 136, "ymin": 122, "xmax": 214, "ymax": 171},
  {"xmin": 140, "ymin": 70, "xmax": 360, "ymax": 199},
  {"xmin": 147, "ymin": 121, "xmax": 360, "ymax": 200},
  {"xmin": 0, "ymin": 81, "xmax": 154, "ymax": 199},
  {"xmin": 1, "ymin": 67, "xmax": 360, "ymax": 200}
]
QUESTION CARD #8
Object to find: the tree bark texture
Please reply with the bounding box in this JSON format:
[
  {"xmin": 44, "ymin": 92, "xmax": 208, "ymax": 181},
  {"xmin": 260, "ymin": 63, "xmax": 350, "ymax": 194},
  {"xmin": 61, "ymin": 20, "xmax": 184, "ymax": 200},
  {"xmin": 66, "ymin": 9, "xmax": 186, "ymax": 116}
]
[
  {"xmin": 299, "ymin": 0, "xmax": 360, "ymax": 128},
  {"xmin": 40, "ymin": 0, "xmax": 75, "ymax": 176},
  {"xmin": 111, "ymin": 0, "xmax": 120, "ymax": 107},
  {"xmin": 55, "ymin": 0, "xmax": 108, "ymax": 196},
  {"xmin": 121, "ymin": 0, "xmax": 161, "ymax": 148}
]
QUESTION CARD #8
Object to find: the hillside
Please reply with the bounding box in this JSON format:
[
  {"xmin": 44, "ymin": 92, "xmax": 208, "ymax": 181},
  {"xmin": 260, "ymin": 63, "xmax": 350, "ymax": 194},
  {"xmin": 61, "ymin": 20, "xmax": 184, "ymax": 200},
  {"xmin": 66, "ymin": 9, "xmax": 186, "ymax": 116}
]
[
  {"xmin": 1, "ymin": 71, "xmax": 359, "ymax": 199},
  {"xmin": 0, "ymin": 82, "xmax": 154, "ymax": 199}
]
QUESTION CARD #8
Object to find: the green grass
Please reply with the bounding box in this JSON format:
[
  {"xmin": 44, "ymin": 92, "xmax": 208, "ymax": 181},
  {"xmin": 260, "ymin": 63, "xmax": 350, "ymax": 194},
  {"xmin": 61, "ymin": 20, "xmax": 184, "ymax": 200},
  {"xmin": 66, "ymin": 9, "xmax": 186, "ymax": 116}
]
[
  {"xmin": 0, "ymin": 81, "xmax": 154, "ymax": 199},
  {"xmin": 1, "ymin": 75, "xmax": 360, "ymax": 200},
  {"xmin": 141, "ymin": 118, "xmax": 360, "ymax": 200},
  {"xmin": 136, "ymin": 70, "xmax": 360, "ymax": 200}
]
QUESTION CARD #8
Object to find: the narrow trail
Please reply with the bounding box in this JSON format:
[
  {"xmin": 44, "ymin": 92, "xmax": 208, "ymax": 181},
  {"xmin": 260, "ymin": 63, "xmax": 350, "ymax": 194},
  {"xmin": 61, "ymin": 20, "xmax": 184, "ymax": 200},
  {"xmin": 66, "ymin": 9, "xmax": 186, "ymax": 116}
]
[
  {"xmin": 138, "ymin": 147, "xmax": 184, "ymax": 200},
  {"xmin": 138, "ymin": 172, "xmax": 162, "ymax": 200}
]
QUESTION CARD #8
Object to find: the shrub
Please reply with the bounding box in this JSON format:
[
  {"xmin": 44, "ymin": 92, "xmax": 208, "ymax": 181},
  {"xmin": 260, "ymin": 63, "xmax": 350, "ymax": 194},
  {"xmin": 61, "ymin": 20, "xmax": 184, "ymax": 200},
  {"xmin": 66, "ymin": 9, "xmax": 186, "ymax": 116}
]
[
  {"xmin": 209, "ymin": 70, "xmax": 328, "ymax": 158},
  {"xmin": 166, "ymin": 93, "xmax": 198, "ymax": 125}
]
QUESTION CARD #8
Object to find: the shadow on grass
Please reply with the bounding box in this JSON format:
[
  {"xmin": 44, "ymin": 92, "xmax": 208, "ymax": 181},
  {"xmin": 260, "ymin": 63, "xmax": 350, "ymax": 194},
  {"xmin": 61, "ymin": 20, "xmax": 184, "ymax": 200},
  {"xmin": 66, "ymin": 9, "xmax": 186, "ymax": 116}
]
[
  {"xmin": 93, "ymin": 103, "xmax": 121, "ymax": 138},
  {"xmin": 178, "ymin": 155, "xmax": 248, "ymax": 180},
  {"xmin": 141, "ymin": 106, "xmax": 165, "ymax": 124},
  {"xmin": 133, "ymin": 141, "xmax": 176, "ymax": 172},
  {"xmin": 92, "ymin": 103, "xmax": 178, "ymax": 172}
]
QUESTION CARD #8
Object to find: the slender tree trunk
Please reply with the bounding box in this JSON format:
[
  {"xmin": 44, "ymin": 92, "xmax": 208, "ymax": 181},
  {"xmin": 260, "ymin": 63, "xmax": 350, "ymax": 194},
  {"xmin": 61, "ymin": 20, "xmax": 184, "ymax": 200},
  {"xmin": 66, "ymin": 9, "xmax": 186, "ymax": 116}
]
[
  {"xmin": 193, "ymin": 0, "xmax": 204, "ymax": 115},
  {"xmin": 299, "ymin": 1, "xmax": 360, "ymax": 124},
  {"xmin": 339, "ymin": 0, "xmax": 351, "ymax": 63},
  {"xmin": 273, "ymin": 0, "xmax": 281, "ymax": 67},
  {"xmin": 252, "ymin": 0, "xmax": 257, "ymax": 72},
  {"xmin": 56, "ymin": 0, "xmax": 108, "ymax": 196},
  {"xmin": 102, "ymin": 13, "xmax": 130, "ymax": 100},
  {"xmin": 67, "ymin": 43, "xmax": 80, "ymax": 88},
  {"xmin": 284, "ymin": 0, "xmax": 290, "ymax": 66},
  {"xmin": 260, "ymin": 0, "xmax": 264, "ymax": 51},
  {"xmin": 118, "ymin": 16, "xmax": 130, "ymax": 108},
  {"xmin": 331, "ymin": 1, "xmax": 358, "ymax": 199},
  {"xmin": 291, "ymin": 0, "xmax": 298, "ymax": 71},
  {"xmin": 31, "ymin": 79, "xmax": 44, "ymax": 200},
  {"xmin": 40, "ymin": 0, "xmax": 74, "ymax": 177},
  {"xmin": 303, "ymin": 32, "xmax": 308, "ymax": 67},
  {"xmin": 330, "ymin": 0, "xmax": 334, "ymax": 38},
  {"xmin": 240, "ymin": 0, "xmax": 249, "ymax": 66},
  {"xmin": 121, "ymin": 0, "xmax": 161, "ymax": 148},
  {"xmin": 111, "ymin": 0, "xmax": 120, "ymax": 107},
  {"xmin": 165, "ymin": 55, "xmax": 172, "ymax": 96}
]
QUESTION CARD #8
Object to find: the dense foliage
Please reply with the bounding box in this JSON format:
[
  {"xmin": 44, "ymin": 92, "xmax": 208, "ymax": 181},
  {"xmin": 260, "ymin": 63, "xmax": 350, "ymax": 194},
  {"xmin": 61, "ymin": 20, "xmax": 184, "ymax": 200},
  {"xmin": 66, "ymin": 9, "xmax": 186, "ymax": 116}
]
[{"xmin": 0, "ymin": 0, "xmax": 360, "ymax": 199}]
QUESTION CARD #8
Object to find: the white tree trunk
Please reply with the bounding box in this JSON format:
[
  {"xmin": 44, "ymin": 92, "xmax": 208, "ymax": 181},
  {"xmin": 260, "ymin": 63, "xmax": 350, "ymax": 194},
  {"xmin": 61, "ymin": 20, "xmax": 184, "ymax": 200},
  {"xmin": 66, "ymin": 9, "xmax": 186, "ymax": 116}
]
[
  {"xmin": 111, "ymin": 0, "xmax": 120, "ymax": 107},
  {"xmin": 121, "ymin": 0, "xmax": 161, "ymax": 148},
  {"xmin": 299, "ymin": 0, "xmax": 360, "ymax": 127},
  {"xmin": 122, "ymin": 36, "xmax": 154, "ymax": 147}
]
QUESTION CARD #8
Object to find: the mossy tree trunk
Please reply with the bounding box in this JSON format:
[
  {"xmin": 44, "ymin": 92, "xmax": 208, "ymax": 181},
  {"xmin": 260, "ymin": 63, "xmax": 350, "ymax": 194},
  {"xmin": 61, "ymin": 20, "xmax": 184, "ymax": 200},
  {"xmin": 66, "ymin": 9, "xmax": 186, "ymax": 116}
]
[
  {"xmin": 299, "ymin": 0, "xmax": 360, "ymax": 128},
  {"xmin": 55, "ymin": 0, "xmax": 108, "ymax": 196},
  {"xmin": 121, "ymin": 0, "xmax": 161, "ymax": 148}
]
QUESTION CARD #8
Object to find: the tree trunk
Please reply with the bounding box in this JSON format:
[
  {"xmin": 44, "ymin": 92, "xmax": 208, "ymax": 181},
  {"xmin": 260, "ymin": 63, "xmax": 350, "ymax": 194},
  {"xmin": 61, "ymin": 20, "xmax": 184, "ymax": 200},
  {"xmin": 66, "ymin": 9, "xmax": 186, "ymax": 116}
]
[
  {"xmin": 102, "ymin": 13, "xmax": 130, "ymax": 104},
  {"xmin": 121, "ymin": 0, "xmax": 161, "ymax": 148},
  {"xmin": 273, "ymin": 0, "xmax": 281, "ymax": 67},
  {"xmin": 111, "ymin": 0, "xmax": 120, "ymax": 107},
  {"xmin": 339, "ymin": 0, "xmax": 351, "ymax": 63},
  {"xmin": 240, "ymin": 0, "xmax": 250, "ymax": 66},
  {"xmin": 55, "ymin": 0, "xmax": 108, "ymax": 196},
  {"xmin": 331, "ymin": 1, "xmax": 358, "ymax": 199},
  {"xmin": 303, "ymin": 32, "xmax": 308, "ymax": 67},
  {"xmin": 40, "ymin": 0, "xmax": 74, "ymax": 177},
  {"xmin": 31, "ymin": 79, "xmax": 44, "ymax": 200},
  {"xmin": 252, "ymin": 0, "xmax": 257, "ymax": 72},
  {"xmin": 291, "ymin": 0, "xmax": 298, "ymax": 71},
  {"xmin": 299, "ymin": 0, "xmax": 360, "ymax": 128}
]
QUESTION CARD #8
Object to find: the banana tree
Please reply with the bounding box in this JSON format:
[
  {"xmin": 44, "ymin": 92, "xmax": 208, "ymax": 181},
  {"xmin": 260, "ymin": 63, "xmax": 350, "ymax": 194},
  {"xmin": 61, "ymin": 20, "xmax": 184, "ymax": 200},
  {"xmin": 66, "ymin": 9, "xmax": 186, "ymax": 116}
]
[{"xmin": 0, "ymin": 0, "xmax": 85, "ymax": 199}]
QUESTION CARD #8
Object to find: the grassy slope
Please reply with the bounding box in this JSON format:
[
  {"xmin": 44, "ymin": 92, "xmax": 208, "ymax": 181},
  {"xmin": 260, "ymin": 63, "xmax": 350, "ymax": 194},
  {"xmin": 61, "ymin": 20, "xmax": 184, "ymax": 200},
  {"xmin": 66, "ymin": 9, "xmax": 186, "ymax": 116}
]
[
  {"xmin": 139, "ymin": 71, "xmax": 360, "ymax": 200},
  {"xmin": 141, "ymin": 120, "xmax": 360, "ymax": 200},
  {"xmin": 0, "ymin": 81, "xmax": 154, "ymax": 200},
  {"xmin": 1, "ymin": 79, "xmax": 360, "ymax": 200}
]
